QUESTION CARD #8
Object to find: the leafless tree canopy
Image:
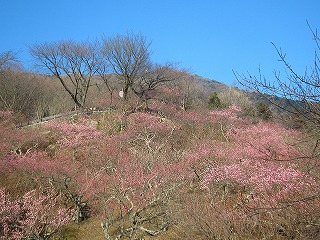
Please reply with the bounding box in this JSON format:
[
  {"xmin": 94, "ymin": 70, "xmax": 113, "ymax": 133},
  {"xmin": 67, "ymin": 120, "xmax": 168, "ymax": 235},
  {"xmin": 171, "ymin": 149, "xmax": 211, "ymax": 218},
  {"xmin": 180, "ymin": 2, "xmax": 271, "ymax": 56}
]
[
  {"xmin": 0, "ymin": 50, "xmax": 21, "ymax": 70},
  {"xmin": 30, "ymin": 40, "xmax": 101, "ymax": 108},
  {"xmin": 235, "ymin": 22, "xmax": 320, "ymax": 133},
  {"xmin": 29, "ymin": 33, "xmax": 179, "ymax": 110},
  {"xmin": 131, "ymin": 63, "xmax": 181, "ymax": 107},
  {"xmin": 101, "ymin": 33, "xmax": 152, "ymax": 101}
]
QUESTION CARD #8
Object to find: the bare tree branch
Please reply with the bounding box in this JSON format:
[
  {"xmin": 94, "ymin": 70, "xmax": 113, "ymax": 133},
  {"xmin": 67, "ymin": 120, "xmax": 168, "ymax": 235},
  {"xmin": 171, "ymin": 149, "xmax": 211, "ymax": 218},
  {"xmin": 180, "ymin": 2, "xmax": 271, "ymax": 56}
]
[
  {"xmin": 101, "ymin": 33, "xmax": 151, "ymax": 101},
  {"xmin": 30, "ymin": 40, "xmax": 101, "ymax": 108}
]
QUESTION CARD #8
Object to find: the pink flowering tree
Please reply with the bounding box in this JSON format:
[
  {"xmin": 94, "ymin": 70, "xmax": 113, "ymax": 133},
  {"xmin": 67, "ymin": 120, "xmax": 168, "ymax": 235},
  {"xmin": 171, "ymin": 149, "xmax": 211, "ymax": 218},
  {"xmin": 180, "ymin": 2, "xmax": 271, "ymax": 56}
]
[
  {"xmin": 169, "ymin": 106, "xmax": 320, "ymax": 239},
  {"xmin": 32, "ymin": 112, "xmax": 184, "ymax": 236},
  {"xmin": 94, "ymin": 112, "xmax": 193, "ymax": 239},
  {"xmin": 39, "ymin": 116, "xmax": 105, "ymax": 222},
  {"xmin": 0, "ymin": 115, "xmax": 104, "ymax": 223},
  {"xmin": 99, "ymin": 150, "xmax": 171, "ymax": 239},
  {"xmin": 201, "ymin": 111, "xmax": 320, "ymax": 212},
  {"xmin": 0, "ymin": 188, "xmax": 73, "ymax": 240}
]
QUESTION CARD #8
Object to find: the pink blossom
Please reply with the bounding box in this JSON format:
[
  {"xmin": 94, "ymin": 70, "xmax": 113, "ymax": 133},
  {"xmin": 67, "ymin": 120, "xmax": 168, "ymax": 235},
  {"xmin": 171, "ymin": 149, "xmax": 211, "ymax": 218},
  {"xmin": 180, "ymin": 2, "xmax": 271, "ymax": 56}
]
[
  {"xmin": 44, "ymin": 117, "xmax": 103, "ymax": 148},
  {"xmin": 0, "ymin": 188, "xmax": 73, "ymax": 239},
  {"xmin": 201, "ymin": 120, "xmax": 319, "ymax": 206},
  {"xmin": 0, "ymin": 110, "xmax": 13, "ymax": 119}
]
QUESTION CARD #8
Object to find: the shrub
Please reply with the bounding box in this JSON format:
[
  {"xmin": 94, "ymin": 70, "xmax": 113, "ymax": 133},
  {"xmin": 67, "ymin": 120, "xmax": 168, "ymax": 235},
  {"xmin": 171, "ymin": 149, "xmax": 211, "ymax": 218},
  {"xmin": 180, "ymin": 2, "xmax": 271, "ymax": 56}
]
[{"xmin": 208, "ymin": 92, "xmax": 222, "ymax": 109}]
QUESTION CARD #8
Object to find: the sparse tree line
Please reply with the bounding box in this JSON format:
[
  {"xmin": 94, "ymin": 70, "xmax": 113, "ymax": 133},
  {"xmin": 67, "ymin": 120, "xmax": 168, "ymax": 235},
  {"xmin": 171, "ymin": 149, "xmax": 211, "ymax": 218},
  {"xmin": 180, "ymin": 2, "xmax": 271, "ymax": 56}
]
[
  {"xmin": 1, "ymin": 32, "xmax": 276, "ymax": 124},
  {"xmin": 0, "ymin": 33, "xmax": 185, "ymax": 121}
]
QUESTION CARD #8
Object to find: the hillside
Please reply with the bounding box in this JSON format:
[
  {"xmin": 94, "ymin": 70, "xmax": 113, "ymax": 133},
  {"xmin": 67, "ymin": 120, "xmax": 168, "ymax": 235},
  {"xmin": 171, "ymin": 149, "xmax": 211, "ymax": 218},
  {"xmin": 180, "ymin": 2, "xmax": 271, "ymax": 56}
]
[
  {"xmin": 192, "ymin": 74, "xmax": 229, "ymax": 92},
  {"xmin": 1, "ymin": 58, "xmax": 320, "ymax": 239},
  {"xmin": 0, "ymin": 68, "xmax": 232, "ymax": 122},
  {"xmin": 0, "ymin": 69, "xmax": 298, "ymax": 133},
  {"xmin": 1, "ymin": 97, "xmax": 319, "ymax": 239}
]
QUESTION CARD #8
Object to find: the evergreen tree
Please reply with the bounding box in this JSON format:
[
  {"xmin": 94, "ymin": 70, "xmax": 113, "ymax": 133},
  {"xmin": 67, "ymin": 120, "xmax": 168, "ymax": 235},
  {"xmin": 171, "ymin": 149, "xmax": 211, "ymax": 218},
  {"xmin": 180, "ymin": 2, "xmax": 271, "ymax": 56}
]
[
  {"xmin": 257, "ymin": 101, "xmax": 272, "ymax": 120},
  {"xmin": 208, "ymin": 92, "xmax": 222, "ymax": 109}
]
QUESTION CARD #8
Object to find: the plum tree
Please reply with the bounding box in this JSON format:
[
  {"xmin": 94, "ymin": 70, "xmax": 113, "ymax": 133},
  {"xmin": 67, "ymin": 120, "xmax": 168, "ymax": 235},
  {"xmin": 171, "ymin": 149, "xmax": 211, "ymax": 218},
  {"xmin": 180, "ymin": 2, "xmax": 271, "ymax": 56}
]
[{"xmin": 0, "ymin": 188, "xmax": 73, "ymax": 240}]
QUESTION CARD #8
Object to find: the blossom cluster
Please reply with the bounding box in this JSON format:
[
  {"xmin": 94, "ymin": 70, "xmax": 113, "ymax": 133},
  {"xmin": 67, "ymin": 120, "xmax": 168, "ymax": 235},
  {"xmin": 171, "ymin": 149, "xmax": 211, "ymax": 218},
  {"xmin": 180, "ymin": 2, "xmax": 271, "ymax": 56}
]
[
  {"xmin": 201, "ymin": 115, "xmax": 319, "ymax": 205},
  {"xmin": 209, "ymin": 104, "xmax": 242, "ymax": 120},
  {"xmin": 0, "ymin": 188, "xmax": 73, "ymax": 239},
  {"xmin": 45, "ymin": 117, "xmax": 102, "ymax": 148},
  {"xmin": 126, "ymin": 112, "xmax": 176, "ymax": 135}
]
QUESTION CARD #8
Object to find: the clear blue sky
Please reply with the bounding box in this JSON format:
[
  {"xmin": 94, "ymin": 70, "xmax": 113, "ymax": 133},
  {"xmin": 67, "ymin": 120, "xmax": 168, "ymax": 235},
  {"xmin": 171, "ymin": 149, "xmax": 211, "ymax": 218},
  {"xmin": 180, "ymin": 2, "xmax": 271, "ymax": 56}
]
[{"xmin": 1, "ymin": 0, "xmax": 319, "ymax": 85}]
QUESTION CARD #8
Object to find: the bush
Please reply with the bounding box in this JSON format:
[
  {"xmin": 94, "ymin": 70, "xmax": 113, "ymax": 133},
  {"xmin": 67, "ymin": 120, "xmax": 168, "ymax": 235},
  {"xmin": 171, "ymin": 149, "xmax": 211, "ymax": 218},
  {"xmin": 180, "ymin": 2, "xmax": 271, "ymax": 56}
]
[
  {"xmin": 257, "ymin": 101, "xmax": 272, "ymax": 120},
  {"xmin": 208, "ymin": 92, "xmax": 222, "ymax": 109}
]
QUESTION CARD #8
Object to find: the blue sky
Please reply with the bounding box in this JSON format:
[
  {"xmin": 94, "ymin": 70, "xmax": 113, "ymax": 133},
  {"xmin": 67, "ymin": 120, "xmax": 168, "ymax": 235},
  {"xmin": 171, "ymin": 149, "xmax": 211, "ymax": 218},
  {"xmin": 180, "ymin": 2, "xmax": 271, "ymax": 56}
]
[{"xmin": 1, "ymin": 0, "xmax": 319, "ymax": 85}]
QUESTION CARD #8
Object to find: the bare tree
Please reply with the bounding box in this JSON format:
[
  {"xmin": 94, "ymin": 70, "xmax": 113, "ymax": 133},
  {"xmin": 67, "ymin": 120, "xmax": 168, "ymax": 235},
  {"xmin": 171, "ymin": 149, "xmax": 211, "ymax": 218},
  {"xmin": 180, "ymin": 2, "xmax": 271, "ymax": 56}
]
[
  {"xmin": 100, "ymin": 193, "xmax": 169, "ymax": 240},
  {"xmin": 0, "ymin": 50, "xmax": 19, "ymax": 70},
  {"xmin": 235, "ymin": 22, "xmax": 320, "ymax": 134},
  {"xmin": 132, "ymin": 63, "xmax": 180, "ymax": 109},
  {"xmin": 234, "ymin": 22, "xmax": 320, "ymax": 193},
  {"xmin": 0, "ymin": 51, "xmax": 71, "ymax": 119},
  {"xmin": 101, "ymin": 33, "xmax": 151, "ymax": 101},
  {"xmin": 95, "ymin": 56, "xmax": 118, "ymax": 107},
  {"xmin": 0, "ymin": 69, "xmax": 46, "ymax": 119},
  {"xmin": 30, "ymin": 40, "xmax": 101, "ymax": 109},
  {"xmin": 97, "ymin": 73, "xmax": 118, "ymax": 107}
]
